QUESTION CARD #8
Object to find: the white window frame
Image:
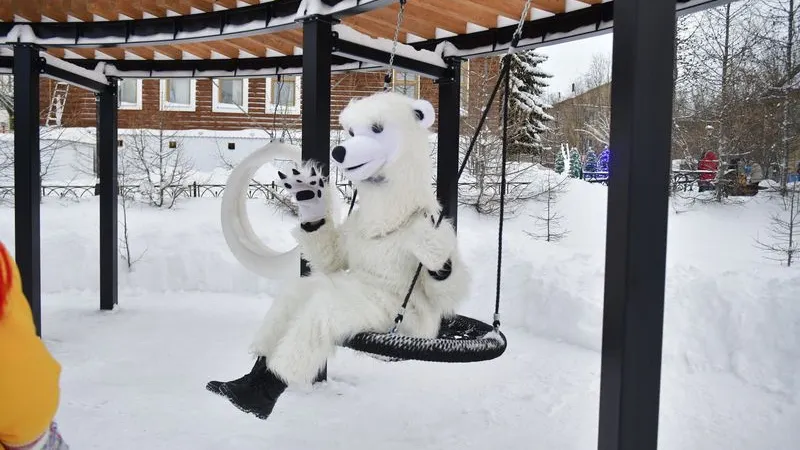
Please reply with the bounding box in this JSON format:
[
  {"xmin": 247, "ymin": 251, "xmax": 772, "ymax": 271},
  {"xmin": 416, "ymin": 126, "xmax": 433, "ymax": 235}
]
[
  {"xmin": 265, "ymin": 75, "xmax": 302, "ymax": 115},
  {"xmin": 460, "ymin": 60, "xmax": 470, "ymax": 116},
  {"xmin": 118, "ymin": 79, "xmax": 142, "ymax": 110},
  {"xmin": 159, "ymin": 78, "xmax": 196, "ymax": 112},
  {"xmin": 212, "ymin": 78, "xmax": 249, "ymax": 113},
  {"xmin": 392, "ymin": 70, "xmax": 420, "ymax": 99}
]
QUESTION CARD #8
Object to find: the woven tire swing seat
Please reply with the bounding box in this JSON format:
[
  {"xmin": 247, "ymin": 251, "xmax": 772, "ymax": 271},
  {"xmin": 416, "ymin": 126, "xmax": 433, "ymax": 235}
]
[{"xmin": 342, "ymin": 314, "xmax": 508, "ymax": 363}]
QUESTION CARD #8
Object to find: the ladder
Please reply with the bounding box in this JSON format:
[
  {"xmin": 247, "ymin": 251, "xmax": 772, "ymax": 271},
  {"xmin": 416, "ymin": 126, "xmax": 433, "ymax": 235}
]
[{"xmin": 45, "ymin": 81, "xmax": 70, "ymax": 127}]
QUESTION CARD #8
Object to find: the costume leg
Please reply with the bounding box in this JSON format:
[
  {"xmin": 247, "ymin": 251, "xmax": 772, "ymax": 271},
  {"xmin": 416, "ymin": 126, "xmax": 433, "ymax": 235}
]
[
  {"xmin": 267, "ymin": 277, "xmax": 395, "ymax": 386},
  {"xmin": 249, "ymin": 277, "xmax": 314, "ymax": 358}
]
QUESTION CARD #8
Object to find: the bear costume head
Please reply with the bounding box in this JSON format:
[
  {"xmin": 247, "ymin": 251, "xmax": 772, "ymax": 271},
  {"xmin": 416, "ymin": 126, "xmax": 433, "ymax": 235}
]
[{"xmin": 331, "ymin": 91, "xmax": 440, "ymax": 234}]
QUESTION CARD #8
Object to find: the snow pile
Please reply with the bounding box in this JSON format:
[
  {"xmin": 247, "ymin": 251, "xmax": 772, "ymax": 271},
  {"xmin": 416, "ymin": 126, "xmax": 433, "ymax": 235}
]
[{"xmin": 0, "ymin": 166, "xmax": 798, "ymax": 449}]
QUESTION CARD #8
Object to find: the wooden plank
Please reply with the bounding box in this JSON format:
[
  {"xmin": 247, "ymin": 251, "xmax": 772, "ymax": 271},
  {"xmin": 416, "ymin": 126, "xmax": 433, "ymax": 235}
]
[
  {"xmin": 402, "ymin": 1, "xmax": 470, "ymax": 35},
  {"xmin": 97, "ymin": 47, "xmax": 126, "ymax": 59},
  {"xmin": 126, "ymin": 47, "xmax": 156, "ymax": 59},
  {"xmin": 361, "ymin": 5, "xmax": 438, "ymax": 39},
  {"xmin": 198, "ymin": 40, "xmax": 241, "ymax": 58},
  {"xmin": 422, "ymin": 0, "xmax": 497, "ymax": 30},
  {"xmin": 175, "ymin": 43, "xmax": 212, "ymax": 59},
  {"xmin": 148, "ymin": 45, "xmax": 184, "ymax": 59}
]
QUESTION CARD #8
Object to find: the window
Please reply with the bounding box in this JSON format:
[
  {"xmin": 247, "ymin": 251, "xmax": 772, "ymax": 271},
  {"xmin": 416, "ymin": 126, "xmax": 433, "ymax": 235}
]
[
  {"xmin": 460, "ymin": 60, "xmax": 470, "ymax": 116},
  {"xmin": 265, "ymin": 76, "xmax": 301, "ymax": 114},
  {"xmin": 212, "ymin": 78, "xmax": 249, "ymax": 113},
  {"xmin": 160, "ymin": 79, "xmax": 196, "ymax": 111},
  {"xmin": 117, "ymin": 79, "xmax": 142, "ymax": 110},
  {"xmin": 393, "ymin": 71, "xmax": 419, "ymax": 99}
]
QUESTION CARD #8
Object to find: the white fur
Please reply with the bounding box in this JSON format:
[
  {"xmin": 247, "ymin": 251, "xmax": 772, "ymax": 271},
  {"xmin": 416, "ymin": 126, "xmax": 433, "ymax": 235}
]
[{"xmin": 250, "ymin": 92, "xmax": 470, "ymax": 385}]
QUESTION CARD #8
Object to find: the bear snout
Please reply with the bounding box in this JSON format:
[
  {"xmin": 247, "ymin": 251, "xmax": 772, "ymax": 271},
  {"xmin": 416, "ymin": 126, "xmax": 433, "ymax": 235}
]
[{"xmin": 331, "ymin": 146, "xmax": 346, "ymax": 163}]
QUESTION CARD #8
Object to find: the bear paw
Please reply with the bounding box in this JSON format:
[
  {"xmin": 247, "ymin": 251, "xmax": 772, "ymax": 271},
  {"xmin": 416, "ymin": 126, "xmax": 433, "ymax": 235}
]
[{"xmin": 278, "ymin": 162, "xmax": 327, "ymax": 224}]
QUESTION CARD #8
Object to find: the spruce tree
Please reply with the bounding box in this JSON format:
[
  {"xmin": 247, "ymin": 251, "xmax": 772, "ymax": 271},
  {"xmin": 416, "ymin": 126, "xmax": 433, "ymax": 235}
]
[
  {"xmin": 598, "ymin": 146, "xmax": 611, "ymax": 174},
  {"xmin": 584, "ymin": 149, "xmax": 599, "ymax": 173},
  {"xmin": 554, "ymin": 144, "xmax": 566, "ymax": 174},
  {"xmin": 508, "ymin": 49, "xmax": 554, "ymax": 159},
  {"xmin": 569, "ymin": 148, "xmax": 582, "ymax": 178}
]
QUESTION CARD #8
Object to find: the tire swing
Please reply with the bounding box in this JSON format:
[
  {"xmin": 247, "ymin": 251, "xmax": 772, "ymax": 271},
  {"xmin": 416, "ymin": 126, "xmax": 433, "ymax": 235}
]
[{"xmin": 339, "ymin": 0, "xmax": 535, "ymax": 364}]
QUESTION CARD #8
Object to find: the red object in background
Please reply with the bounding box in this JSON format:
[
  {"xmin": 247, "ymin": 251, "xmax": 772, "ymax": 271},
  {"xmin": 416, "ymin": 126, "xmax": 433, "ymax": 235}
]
[{"xmin": 698, "ymin": 151, "xmax": 718, "ymax": 181}]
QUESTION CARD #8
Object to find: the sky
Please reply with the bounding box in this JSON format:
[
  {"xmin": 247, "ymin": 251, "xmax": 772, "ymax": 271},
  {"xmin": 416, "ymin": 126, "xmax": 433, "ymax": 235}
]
[{"xmin": 535, "ymin": 32, "xmax": 614, "ymax": 99}]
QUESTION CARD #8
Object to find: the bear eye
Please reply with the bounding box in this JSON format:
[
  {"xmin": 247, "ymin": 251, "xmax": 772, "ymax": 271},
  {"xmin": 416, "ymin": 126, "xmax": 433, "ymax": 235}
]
[
  {"xmin": 348, "ymin": 128, "xmax": 354, "ymax": 137},
  {"xmin": 371, "ymin": 123, "xmax": 384, "ymax": 134}
]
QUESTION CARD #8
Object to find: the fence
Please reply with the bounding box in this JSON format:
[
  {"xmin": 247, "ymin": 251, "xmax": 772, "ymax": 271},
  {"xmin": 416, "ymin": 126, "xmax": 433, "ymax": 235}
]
[{"xmin": 0, "ymin": 180, "xmax": 537, "ymax": 201}]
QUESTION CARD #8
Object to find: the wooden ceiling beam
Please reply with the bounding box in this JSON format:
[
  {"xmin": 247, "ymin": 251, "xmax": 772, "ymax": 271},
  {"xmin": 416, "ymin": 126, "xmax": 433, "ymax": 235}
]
[
  {"xmin": 126, "ymin": 47, "xmax": 156, "ymax": 59},
  {"xmin": 97, "ymin": 47, "xmax": 127, "ymax": 59},
  {"xmin": 228, "ymin": 37, "xmax": 268, "ymax": 57},
  {"xmin": 196, "ymin": 41, "xmax": 241, "ymax": 58},
  {"xmin": 361, "ymin": 6, "xmax": 437, "ymax": 39},
  {"xmin": 47, "ymin": 48, "xmax": 67, "ymax": 59},
  {"xmin": 66, "ymin": 48, "xmax": 98, "ymax": 59},
  {"xmin": 12, "ymin": 2, "xmax": 42, "ymax": 22},
  {"xmin": 148, "ymin": 45, "xmax": 184, "ymax": 59},
  {"xmin": 421, "ymin": 0, "xmax": 497, "ymax": 30},
  {"xmin": 136, "ymin": 0, "xmax": 168, "ymax": 17},
  {"xmin": 342, "ymin": 16, "xmax": 407, "ymax": 43},
  {"xmin": 530, "ymin": 0, "xmax": 567, "ymax": 14},
  {"xmin": 402, "ymin": 1, "xmax": 473, "ymax": 35},
  {"xmin": 175, "ymin": 43, "xmax": 212, "ymax": 59}
]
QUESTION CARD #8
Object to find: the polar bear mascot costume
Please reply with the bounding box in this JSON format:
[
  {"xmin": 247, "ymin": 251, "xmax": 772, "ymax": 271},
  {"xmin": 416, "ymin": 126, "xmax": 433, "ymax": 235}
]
[{"xmin": 207, "ymin": 91, "xmax": 470, "ymax": 420}]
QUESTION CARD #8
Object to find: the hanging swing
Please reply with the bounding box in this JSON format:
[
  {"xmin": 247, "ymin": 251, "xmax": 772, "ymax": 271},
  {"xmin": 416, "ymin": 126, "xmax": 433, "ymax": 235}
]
[{"xmin": 337, "ymin": 0, "xmax": 535, "ymax": 364}]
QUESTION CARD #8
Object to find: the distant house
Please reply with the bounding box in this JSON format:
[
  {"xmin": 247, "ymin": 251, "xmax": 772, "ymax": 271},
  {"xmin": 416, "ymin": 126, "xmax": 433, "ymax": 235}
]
[
  {"xmin": 38, "ymin": 58, "xmax": 484, "ymax": 133},
  {"xmin": 546, "ymin": 82, "xmax": 611, "ymax": 152}
]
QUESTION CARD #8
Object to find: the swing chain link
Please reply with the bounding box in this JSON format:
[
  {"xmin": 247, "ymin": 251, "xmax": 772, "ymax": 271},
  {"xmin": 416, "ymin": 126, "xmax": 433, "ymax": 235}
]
[
  {"xmin": 507, "ymin": 0, "xmax": 533, "ymax": 54},
  {"xmin": 383, "ymin": 0, "xmax": 407, "ymax": 91}
]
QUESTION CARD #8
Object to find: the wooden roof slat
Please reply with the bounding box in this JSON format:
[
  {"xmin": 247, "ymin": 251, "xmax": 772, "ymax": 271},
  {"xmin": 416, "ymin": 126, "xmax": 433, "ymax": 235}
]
[
  {"xmin": 361, "ymin": 6, "xmax": 438, "ymax": 39},
  {"xmin": 175, "ymin": 43, "xmax": 212, "ymax": 59},
  {"xmin": 126, "ymin": 47, "xmax": 156, "ymax": 59},
  {"xmin": 400, "ymin": 1, "xmax": 471, "ymax": 35},
  {"xmin": 96, "ymin": 47, "xmax": 126, "ymax": 59},
  {"xmin": 148, "ymin": 45, "xmax": 184, "ymax": 59},
  {"xmin": 421, "ymin": 0, "xmax": 498, "ymax": 30},
  {"xmin": 228, "ymin": 37, "xmax": 269, "ymax": 57},
  {"xmin": 196, "ymin": 41, "xmax": 240, "ymax": 58}
]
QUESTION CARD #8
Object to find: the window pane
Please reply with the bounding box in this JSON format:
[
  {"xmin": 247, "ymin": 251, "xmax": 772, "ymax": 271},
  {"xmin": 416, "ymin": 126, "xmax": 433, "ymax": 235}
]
[
  {"xmin": 396, "ymin": 72, "xmax": 417, "ymax": 83},
  {"xmin": 271, "ymin": 80, "xmax": 295, "ymax": 107},
  {"xmin": 220, "ymin": 79, "xmax": 243, "ymax": 105},
  {"xmin": 167, "ymin": 79, "xmax": 191, "ymax": 104},
  {"xmin": 118, "ymin": 79, "xmax": 137, "ymax": 104}
]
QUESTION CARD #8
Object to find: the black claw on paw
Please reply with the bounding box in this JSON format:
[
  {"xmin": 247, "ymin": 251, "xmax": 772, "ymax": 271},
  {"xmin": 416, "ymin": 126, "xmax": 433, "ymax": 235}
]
[
  {"xmin": 284, "ymin": 183, "xmax": 292, "ymax": 189},
  {"xmin": 317, "ymin": 190, "xmax": 322, "ymax": 198},
  {"xmin": 310, "ymin": 167, "xmax": 317, "ymax": 176},
  {"xmin": 319, "ymin": 180, "xmax": 324, "ymax": 188},
  {"xmin": 427, "ymin": 258, "xmax": 453, "ymax": 281},
  {"xmin": 278, "ymin": 171, "xmax": 287, "ymax": 180},
  {"xmin": 310, "ymin": 180, "xmax": 316, "ymax": 185},
  {"xmin": 292, "ymin": 168, "xmax": 300, "ymax": 175},
  {"xmin": 296, "ymin": 190, "xmax": 315, "ymax": 201}
]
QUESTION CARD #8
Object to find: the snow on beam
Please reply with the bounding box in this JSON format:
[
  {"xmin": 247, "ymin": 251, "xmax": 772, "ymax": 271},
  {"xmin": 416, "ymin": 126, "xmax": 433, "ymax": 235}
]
[
  {"xmin": 40, "ymin": 52, "xmax": 109, "ymax": 92},
  {"xmin": 410, "ymin": 0, "xmax": 731, "ymax": 60},
  {"xmin": 0, "ymin": 0, "xmax": 398, "ymax": 48},
  {"xmin": 53, "ymin": 55, "xmax": 375, "ymax": 79},
  {"xmin": 332, "ymin": 24, "xmax": 447, "ymax": 78}
]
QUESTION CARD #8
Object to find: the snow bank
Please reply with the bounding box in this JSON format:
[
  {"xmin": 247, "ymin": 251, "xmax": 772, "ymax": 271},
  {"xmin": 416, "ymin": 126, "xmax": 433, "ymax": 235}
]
[{"xmin": 0, "ymin": 167, "xmax": 797, "ymax": 402}]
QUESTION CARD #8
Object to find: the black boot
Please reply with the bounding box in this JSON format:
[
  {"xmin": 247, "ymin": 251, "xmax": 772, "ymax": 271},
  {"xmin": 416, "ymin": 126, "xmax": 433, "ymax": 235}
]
[
  {"xmin": 219, "ymin": 367, "xmax": 287, "ymax": 420},
  {"xmin": 206, "ymin": 356, "xmax": 266, "ymax": 396}
]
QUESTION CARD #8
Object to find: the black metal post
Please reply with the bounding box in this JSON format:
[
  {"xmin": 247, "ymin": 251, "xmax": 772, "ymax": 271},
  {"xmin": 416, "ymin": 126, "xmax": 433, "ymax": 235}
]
[
  {"xmin": 13, "ymin": 44, "xmax": 42, "ymax": 336},
  {"xmin": 97, "ymin": 79, "xmax": 119, "ymax": 311},
  {"xmin": 436, "ymin": 58, "xmax": 461, "ymax": 230},
  {"xmin": 301, "ymin": 15, "xmax": 334, "ymax": 383},
  {"xmin": 597, "ymin": 1, "xmax": 677, "ymax": 450}
]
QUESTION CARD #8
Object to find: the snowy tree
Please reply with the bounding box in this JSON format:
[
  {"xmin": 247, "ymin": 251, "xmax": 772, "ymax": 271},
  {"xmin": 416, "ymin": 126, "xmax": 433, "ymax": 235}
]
[
  {"xmin": 508, "ymin": 50, "xmax": 554, "ymax": 159},
  {"xmin": 569, "ymin": 148, "xmax": 582, "ymax": 178},
  {"xmin": 598, "ymin": 146, "xmax": 612, "ymax": 175},
  {"xmin": 755, "ymin": 183, "xmax": 799, "ymax": 266},
  {"xmin": 526, "ymin": 148, "xmax": 569, "ymax": 242},
  {"xmin": 554, "ymin": 144, "xmax": 567, "ymax": 174},
  {"xmin": 583, "ymin": 149, "xmax": 599, "ymax": 174}
]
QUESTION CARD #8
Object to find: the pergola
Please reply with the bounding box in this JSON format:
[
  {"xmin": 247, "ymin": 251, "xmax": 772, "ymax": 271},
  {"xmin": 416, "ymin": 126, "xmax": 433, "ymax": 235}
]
[{"xmin": 1, "ymin": 0, "xmax": 731, "ymax": 449}]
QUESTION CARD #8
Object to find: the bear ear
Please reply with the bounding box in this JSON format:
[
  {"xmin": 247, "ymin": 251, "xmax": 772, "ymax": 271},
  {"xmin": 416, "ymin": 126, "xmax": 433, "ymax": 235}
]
[{"xmin": 410, "ymin": 99, "xmax": 436, "ymax": 129}]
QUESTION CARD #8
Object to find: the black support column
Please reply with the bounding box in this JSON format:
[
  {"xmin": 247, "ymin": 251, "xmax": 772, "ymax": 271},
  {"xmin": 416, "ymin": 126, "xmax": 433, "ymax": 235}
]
[
  {"xmin": 301, "ymin": 15, "xmax": 333, "ymax": 383},
  {"xmin": 97, "ymin": 79, "xmax": 119, "ymax": 311},
  {"xmin": 597, "ymin": 1, "xmax": 677, "ymax": 450},
  {"xmin": 436, "ymin": 58, "xmax": 461, "ymax": 230},
  {"xmin": 13, "ymin": 44, "xmax": 42, "ymax": 336}
]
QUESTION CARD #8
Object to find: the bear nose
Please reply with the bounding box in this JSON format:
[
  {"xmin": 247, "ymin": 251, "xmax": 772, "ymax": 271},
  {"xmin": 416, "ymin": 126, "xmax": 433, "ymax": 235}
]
[{"xmin": 331, "ymin": 146, "xmax": 346, "ymax": 163}]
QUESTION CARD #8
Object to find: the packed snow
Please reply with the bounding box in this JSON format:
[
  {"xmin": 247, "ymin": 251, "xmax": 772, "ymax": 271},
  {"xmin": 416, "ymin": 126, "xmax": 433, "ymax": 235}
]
[{"xmin": 0, "ymin": 165, "xmax": 798, "ymax": 449}]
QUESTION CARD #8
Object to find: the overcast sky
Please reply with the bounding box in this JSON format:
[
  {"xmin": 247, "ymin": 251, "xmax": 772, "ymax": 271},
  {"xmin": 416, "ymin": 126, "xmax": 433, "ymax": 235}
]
[{"xmin": 535, "ymin": 32, "xmax": 614, "ymax": 98}]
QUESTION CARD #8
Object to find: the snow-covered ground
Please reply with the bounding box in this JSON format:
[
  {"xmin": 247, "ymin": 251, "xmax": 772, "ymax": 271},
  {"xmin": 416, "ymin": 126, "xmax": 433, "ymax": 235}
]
[{"xmin": 0, "ymin": 169, "xmax": 798, "ymax": 450}]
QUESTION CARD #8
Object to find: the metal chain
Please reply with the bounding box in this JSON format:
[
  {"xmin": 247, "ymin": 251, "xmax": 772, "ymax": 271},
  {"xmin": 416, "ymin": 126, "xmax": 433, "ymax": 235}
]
[
  {"xmin": 383, "ymin": 0, "xmax": 407, "ymax": 91},
  {"xmin": 507, "ymin": 0, "xmax": 533, "ymax": 54}
]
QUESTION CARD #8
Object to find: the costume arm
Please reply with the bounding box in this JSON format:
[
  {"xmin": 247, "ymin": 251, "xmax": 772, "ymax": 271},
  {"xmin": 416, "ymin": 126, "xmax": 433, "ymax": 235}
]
[
  {"xmin": 405, "ymin": 214, "xmax": 458, "ymax": 274},
  {"xmin": 290, "ymin": 215, "xmax": 347, "ymax": 274},
  {"xmin": 0, "ymin": 243, "xmax": 62, "ymax": 449}
]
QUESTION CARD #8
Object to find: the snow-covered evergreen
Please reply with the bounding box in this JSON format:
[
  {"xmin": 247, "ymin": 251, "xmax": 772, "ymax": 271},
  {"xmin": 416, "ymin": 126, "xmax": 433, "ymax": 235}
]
[
  {"xmin": 508, "ymin": 50, "xmax": 554, "ymax": 158},
  {"xmin": 583, "ymin": 149, "xmax": 599, "ymax": 173},
  {"xmin": 569, "ymin": 148, "xmax": 582, "ymax": 178}
]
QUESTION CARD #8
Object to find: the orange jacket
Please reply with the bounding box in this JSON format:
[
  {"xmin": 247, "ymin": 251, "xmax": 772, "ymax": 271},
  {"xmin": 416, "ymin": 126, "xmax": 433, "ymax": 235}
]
[{"xmin": 0, "ymin": 242, "xmax": 62, "ymax": 449}]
